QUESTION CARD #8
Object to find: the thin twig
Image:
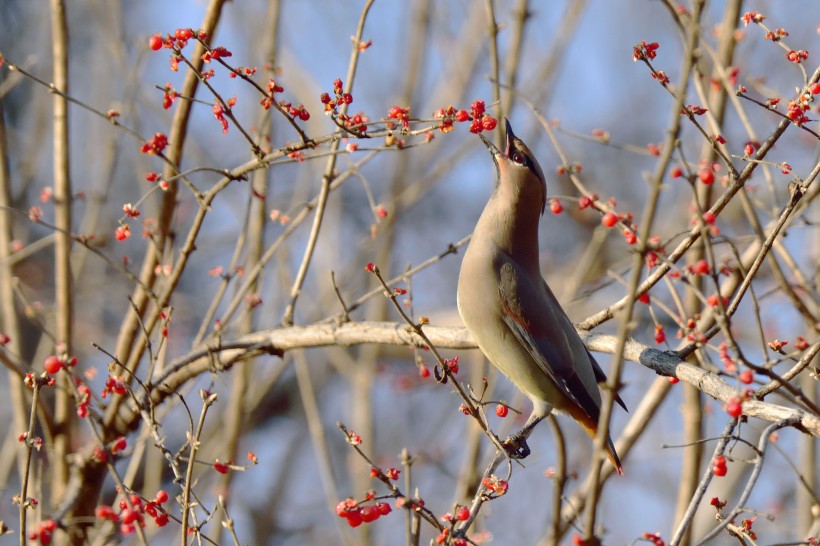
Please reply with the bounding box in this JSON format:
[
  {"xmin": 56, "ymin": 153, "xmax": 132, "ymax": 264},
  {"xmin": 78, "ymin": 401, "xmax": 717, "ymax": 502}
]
[
  {"xmin": 280, "ymin": 0, "xmax": 376, "ymax": 326},
  {"xmin": 181, "ymin": 391, "xmax": 218, "ymax": 544}
]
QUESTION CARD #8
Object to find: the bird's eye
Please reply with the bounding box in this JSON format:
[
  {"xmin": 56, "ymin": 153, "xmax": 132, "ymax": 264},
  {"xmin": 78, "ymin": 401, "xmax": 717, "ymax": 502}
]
[{"xmin": 512, "ymin": 151, "xmax": 526, "ymax": 164}]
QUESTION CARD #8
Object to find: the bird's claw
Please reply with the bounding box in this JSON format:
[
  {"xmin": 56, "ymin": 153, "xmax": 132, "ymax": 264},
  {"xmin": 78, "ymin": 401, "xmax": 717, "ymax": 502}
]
[{"xmin": 502, "ymin": 434, "xmax": 531, "ymax": 459}]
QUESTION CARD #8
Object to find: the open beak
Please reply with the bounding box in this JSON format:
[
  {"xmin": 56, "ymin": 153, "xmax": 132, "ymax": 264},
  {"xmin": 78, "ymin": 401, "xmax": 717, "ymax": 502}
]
[
  {"xmin": 479, "ymin": 118, "xmax": 516, "ymax": 160},
  {"xmin": 478, "ymin": 131, "xmax": 501, "ymax": 159}
]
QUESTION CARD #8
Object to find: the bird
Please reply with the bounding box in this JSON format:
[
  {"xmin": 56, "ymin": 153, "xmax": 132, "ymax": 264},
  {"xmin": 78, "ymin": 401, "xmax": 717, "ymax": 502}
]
[{"xmin": 457, "ymin": 119, "xmax": 626, "ymax": 473}]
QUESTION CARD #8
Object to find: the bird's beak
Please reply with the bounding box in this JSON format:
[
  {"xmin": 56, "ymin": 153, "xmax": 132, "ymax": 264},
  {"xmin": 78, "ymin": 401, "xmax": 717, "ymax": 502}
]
[
  {"xmin": 478, "ymin": 131, "xmax": 502, "ymax": 179},
  {"xmin": 504, "ymin": 118, "xmax": 515, "ymax": 158},
  {"xmin": 478, "ymin": 132, "xmax": 501, "ymax": 159},
  {"xmin": 478, "ymin": 118, "xmax": 516, "ymax": 179},
  {"xmin": 479, "ymin": 118, "xmax": 516, "ymax": 160}
]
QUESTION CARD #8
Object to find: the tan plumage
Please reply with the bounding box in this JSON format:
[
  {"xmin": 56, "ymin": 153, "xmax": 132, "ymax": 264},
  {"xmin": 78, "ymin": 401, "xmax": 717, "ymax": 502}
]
[{"xmin": 457, "ymin": 119, "xmax": 626, "ymax": 473}]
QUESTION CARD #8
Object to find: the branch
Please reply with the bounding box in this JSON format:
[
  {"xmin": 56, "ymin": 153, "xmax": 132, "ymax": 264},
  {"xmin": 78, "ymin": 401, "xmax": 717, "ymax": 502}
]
[{"xmin": 129, "ymin": 322, "xmax": 820, "ymax": 438}]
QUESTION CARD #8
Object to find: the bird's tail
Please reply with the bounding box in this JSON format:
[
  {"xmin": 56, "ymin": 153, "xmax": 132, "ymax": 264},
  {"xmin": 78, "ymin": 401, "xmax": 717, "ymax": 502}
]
[{"xmin": 566, "ymin": 404, "xmax": 624, "ymax": 475}]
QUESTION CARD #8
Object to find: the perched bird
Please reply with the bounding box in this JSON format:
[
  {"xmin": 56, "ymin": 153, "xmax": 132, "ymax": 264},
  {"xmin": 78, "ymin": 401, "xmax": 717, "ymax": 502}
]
[{"xmin": 457, "ymin": 119, "xmax": 626, "ymax": 473}]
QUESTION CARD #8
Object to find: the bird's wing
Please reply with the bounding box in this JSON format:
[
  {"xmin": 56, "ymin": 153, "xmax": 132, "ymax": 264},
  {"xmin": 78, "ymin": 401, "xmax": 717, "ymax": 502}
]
[
  {"xmin": 498, "ymin": 260, "xmax": 603, "ymax": 421},
  {"xmin": 536, "ymin": 270, "xmax": 627, "ymax": 411}
]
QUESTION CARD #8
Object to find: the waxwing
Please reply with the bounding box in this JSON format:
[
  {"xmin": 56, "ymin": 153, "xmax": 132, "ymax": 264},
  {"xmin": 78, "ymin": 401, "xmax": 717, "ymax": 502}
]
[{"xmin": 457, "ymin": 119, "xmax": 626, "ymax": 472}]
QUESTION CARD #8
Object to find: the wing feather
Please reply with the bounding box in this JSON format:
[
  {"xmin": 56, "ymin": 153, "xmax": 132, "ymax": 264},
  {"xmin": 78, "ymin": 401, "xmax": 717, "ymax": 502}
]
[{"xmin": 498, "ymin": 261, "xmax": 604, "ymax": 421}]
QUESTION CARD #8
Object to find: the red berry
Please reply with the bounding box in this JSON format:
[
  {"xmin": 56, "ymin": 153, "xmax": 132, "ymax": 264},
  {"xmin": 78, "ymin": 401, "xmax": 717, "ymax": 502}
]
[
  {"xmin": 739, "ymin": 370, "xmax": 753, "ymax": 384},
  {"xmin": 725, "ymin": 396, "xmax": 742, "ymax": 418},
  {"xmin": 345, "ymin": 509, "xmax": 363, "ymax": 527},
  {"xmin": 482, "ymin": 116, "xmax": 497, "ymax": 131},
  {"xmin": 148, "ymin": 34, "xmax": 163, "ymax": 51},
  {"xmin": 623, "ymin": 229, "xmax": 637, "ymax": 245},
  {"xmin": 638, "ymin": 293, "xmax": 650, "ymax": 305},
  {"xmin": 120, "ymin": 508, "xmax": 138, "ymax": 525},
  {"xmin": 154, "ymin": 490, "xmax": 168, "ymax": 504},
  {"xmin": 95, "ymin": 505, "xmax": 117, "ymax": 521},
  {"xmin": 654, "ymin": 327, "xmax": 666, "ymax": 344},
  {"xmin": 44, "ymin": 355, "xmax": 63, "ymax": 375},
  {"xmin": 419, "ymin": 365, "xmax": 430, "ymax": 378},
  {"xmin": 455, "ymin": 110, "xmax": 470, "ymax": 122},
  {"xmin": 707, "ymin": 294, "xmax": 727, "ymax": 307},
  {"xmin": 155, "ymin": 513, "xmax": 169, "ymax": 527},
  {"xmin": 578, "ymin": 196, "xmax": 592, "ymax": 209},
  {"xmin": 549, "ymin": 198, "xmax": 563, "ymax": 214},
  {"xmin": 495, "ymin": 404, "xmax": 508, "ymax": 418},
  {"xmin": 693, "ymin": 259, "xmax": 710, "ymax": 275},
  {"xmin": 810, "ymin": 83, "xmax": 820, "ymax": 95},
  {"xmin": 376, "ymin": 502, "xmax": 391, "ymax": 515},
  {"xmin": 337, "ymin": 499, "xmax": 358, "ymax": 517},
  {"xmin": 175, "ymin": 28, "xmax": 193, "ymax": 41},
  {"xmin": 129, "ymin": 494, "xmax": 141, "ymax": 508},
  {"xmin": 455, "ymin": 506, "xmax": 470, "ymax": 521},
  {"xmin": 360, "ymin": 505, "xmax": 379, "ymax": 523},
  {"xmin": 712, "ymin": 455, "xmax": 727, "ymax": 476},
  {"xmin": 470, "ymin": 99, "xmax": 486, "ymax": 117},
  {"xmin": 601, "ymin": 211, "xmax": 618, "ymax": 228},
  {"xmin": 699, "ymin": 169, "xmax": 715, "ymax": 185},
  {"xmin": 670, "ymin": 166, "xmax": 683, "ymax": 178}
]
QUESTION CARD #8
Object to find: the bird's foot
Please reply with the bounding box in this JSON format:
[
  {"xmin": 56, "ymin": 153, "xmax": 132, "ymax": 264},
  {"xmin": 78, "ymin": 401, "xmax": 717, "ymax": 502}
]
[{"xmin": 502, "ymin": 433, "xmax": 531, "ymax": 459}]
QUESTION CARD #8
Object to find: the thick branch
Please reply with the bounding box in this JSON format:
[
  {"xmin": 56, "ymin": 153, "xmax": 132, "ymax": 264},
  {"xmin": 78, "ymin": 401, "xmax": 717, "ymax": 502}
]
[{"xmin": 124, "ymin": 322, "xmax": 820, "ymax": 438}]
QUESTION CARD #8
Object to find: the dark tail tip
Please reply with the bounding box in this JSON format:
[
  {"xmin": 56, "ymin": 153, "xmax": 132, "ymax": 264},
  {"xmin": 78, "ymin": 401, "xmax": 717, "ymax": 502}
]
[{"xmin": 607, "ymin": 437, "xmax": 624, "ymax": 475}]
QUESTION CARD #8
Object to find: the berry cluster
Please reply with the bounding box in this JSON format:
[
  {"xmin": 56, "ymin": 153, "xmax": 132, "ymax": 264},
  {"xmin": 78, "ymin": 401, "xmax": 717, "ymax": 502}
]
[
  {"xmin": 95, "ymin": 489, "xmax": 170, "ymax": 536},
  {"xmin": 632, "ymin": 40, "xmax": 659, "ymax": 62},
  {"xmin": 432, "ymin": 100, "xmax": 497, "ymax": 134},
  {"xmin": 785, "ymin": 84, "xmax": 819, "ymax": 125},
  {"xmin": 148, "ymin": 28, "xmax": 200, "ymax": 52},
  {"xmin": 27, "ymin": 519, "xmax": 57, "ymax": 545},
  {"xmin": 212, "ymin": 96, "xmax": 237, "ymax": 134},
  {"xmin": 642, "ymin": 532, "xmax": 666, "ymax": 546},
  {"xmin": 101, "ymin": 375, "xmax": 127, "ymax": 398},
  {"xmin": 140, "ymin": 133, "xmax": 168, "ymax": 155},
  {"xmin": 320, "ymin": 78, "xmax": 353, "ymax": 114},
  {"xmin": 480, "ymin": 475, "xmax": 509, "ymax": 496},
  {"xmin": 335, "ymin": 497, "xmax": 392, "ymax": 528},
  {"xmin": 386, "ymin": 105, "xmax": 411, "ymax": 130},
  {"xmin": 711, "ymin": 455, "xmax": 727, "ymax": 476}
]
